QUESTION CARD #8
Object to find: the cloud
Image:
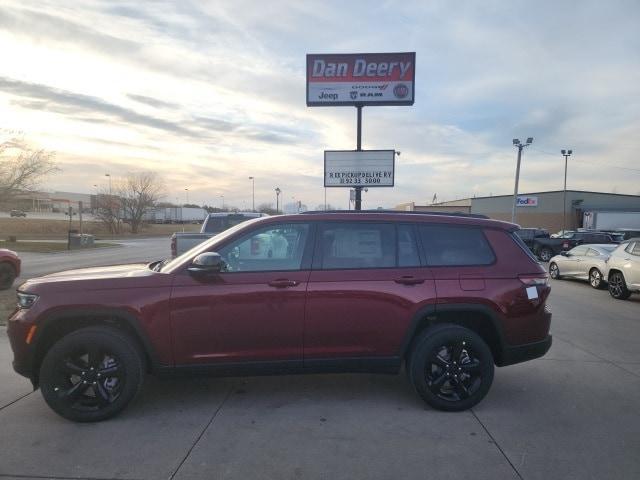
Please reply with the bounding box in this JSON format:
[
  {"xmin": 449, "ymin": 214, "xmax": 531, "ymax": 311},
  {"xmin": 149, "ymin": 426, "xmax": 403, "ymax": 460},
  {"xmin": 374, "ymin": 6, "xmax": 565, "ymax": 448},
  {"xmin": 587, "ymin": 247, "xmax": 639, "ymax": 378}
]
[{"xmin": 127, "ymin": 94, "xmax": 180, "ymax": 110}]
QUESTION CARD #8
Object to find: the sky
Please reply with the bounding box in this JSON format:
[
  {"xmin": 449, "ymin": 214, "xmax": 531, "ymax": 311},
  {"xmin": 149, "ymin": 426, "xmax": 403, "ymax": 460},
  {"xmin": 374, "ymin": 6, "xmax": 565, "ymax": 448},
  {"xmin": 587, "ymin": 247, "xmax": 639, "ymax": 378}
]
[{"xmin": 1, "ymin": 0, "xmax": 639, "ymax": 210}]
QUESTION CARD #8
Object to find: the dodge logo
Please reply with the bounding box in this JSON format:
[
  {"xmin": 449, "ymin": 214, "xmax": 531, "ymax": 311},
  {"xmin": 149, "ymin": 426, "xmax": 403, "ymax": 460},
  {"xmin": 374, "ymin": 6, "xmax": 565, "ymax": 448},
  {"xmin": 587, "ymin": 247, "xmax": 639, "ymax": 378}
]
[{"xmin": 350, "ymin": 91, "xmax": 358, "ymax": 100}]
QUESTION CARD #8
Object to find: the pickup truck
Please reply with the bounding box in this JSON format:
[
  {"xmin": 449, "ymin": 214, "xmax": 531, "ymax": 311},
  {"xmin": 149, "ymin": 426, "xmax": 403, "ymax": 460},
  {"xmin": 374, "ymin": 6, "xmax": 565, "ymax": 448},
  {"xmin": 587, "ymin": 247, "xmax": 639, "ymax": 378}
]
[
  {"xmin": 533, "ymin": 231, "xmax": 622, "ymax": 262},
  {"xmin": 171, "ymin": 212, "xmax": 266, "ymax": 257}
]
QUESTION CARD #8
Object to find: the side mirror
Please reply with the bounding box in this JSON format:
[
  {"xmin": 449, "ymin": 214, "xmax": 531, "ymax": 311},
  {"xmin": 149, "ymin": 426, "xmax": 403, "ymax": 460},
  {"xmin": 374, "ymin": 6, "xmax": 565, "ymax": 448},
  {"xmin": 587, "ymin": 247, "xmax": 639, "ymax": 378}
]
[
  {"xmin": 560, "ymin": 251, "xmax": 569, "ymax": 257},
  {"xmin": 188, "ymin": 252, "xmax": 224, "ymax": 276}
]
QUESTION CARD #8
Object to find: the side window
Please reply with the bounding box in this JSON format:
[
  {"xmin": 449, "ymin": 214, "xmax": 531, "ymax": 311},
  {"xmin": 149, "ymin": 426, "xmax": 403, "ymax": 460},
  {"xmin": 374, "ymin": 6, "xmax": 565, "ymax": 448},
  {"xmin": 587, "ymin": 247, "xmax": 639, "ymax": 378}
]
[
  {"xmin": 570, "ymin": 246, "xmax": 589, "ymax": 256},
  {"xmin": 321, "ymin": 223, "xmax": 395, "ymax": 269},
  {"xmin": 631, "ymin": 242, "xmax": 640, "ymax": 256},
  {"xmin": 217, "ymin": 223, "xmax": 309, "ymax": 272},
  {"xmin": 625, "ymin": 242, "xmax": 635, "ymax": 254},
  {"xmin": 586, "ymin": 248, "xmax": 599, "ymax": 257},
  {"xmin": 398, "ymin": 225, "xmax": 420, "ymax": 267},
  {"xmin": 419, "ymin": 225, "xmax": 495, "ymax": 266}
]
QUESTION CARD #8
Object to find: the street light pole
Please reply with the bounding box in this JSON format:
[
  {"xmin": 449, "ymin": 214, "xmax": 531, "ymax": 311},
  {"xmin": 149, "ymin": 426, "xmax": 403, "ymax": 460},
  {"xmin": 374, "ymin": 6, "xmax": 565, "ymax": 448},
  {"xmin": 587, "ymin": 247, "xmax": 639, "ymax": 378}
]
[
  {"xmin": 275, "ymin": 187, "xmax": 281, "ymax": 214},
  {"xmin": 248, "ymin": 176, "xmax": 255, "ymax": 212},
  {"xmin": 511, "ymin": 137, "xmax": 533, "ymax": 224},
  {"xmin": 220, "ymin": 194, "xmax": 225, "ymax": 210},
  {"xmin": 105, "ymin": 173, "xmax": 111, "ymax": 196},
  {"xmin": 561, "ymin": 149, "xmax": 573, "ymax": 233},
  {"xmin": 184, "ymin": 188, "xmax": 189, "ymax": 205}
]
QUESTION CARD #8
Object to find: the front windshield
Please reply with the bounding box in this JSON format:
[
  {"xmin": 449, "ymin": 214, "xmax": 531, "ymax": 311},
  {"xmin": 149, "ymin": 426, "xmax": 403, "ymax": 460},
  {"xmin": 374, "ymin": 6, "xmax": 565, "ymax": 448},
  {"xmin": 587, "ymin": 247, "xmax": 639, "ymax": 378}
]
[{"xmin": 160, "ymin": 217, "xmax": 265, "ymax": 273}]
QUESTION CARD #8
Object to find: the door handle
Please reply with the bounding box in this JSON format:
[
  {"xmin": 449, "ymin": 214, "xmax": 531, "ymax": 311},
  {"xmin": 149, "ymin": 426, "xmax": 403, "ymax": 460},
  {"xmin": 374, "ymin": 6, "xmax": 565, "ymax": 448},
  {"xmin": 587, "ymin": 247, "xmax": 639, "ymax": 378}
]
[
  {"xmin": 394, "ymin": 276, "xmax": 425, "ymax": 285},
  {"xmin": 268, "ymin": 279, "xmax": 299, "ymax": 288}
]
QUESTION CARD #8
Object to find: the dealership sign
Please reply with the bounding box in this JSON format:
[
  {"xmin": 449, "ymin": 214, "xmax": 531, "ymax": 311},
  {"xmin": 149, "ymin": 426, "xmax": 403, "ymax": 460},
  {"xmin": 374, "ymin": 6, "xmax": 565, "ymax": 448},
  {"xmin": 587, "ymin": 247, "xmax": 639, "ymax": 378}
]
[
  {"xmin": 307, "ymin": 52, "xmax": 415, "ymax": 106},
  {"xmin": 517, "ymin": 196, "xmax": 539, "ymax": 207},
  {"xmin": 325, "ymin": 150, "xmax": 395, "ymax": 187}
]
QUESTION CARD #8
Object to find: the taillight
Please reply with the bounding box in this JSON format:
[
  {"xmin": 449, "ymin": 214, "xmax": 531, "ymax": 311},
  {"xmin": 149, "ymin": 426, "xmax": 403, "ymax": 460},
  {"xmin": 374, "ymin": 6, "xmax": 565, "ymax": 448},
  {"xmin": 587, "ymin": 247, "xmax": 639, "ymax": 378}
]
[
  {"xmin": 518, "ymin": 274, "xmax": 549, "ymax": 286},
  {"xmin": 562, "ymin": 241, "xmax": 569, "ymax": 249}
]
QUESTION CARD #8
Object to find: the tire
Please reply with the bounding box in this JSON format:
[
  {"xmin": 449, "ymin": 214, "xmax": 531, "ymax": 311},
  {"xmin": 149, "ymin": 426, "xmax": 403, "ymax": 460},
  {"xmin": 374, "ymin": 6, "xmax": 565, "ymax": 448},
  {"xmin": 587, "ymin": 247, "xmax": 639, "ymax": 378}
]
[
  {"xmin": 408, "ymin": 324, "xmax": 494, "ymax": 412},
  {"xmin": 608, "ymin": 271, "xmax": 631, "ymax": 300},
  {"xmin": 549, "ymin": 262, "xmax": 561, "ymax": 280},
  {"xmin": 589, "ymin": 268, "xmax": 605, "ymax": 289},
  {"xmin": 539, "ymin": 248, "xmax": 554, "ymax": 262},
  {"xmin": 0, "ymin": 262, "xmax": 16, "ymax": 290},
  {"xmin": 39, "ymin": 326, "xmax": 145, "ymax": 422}
]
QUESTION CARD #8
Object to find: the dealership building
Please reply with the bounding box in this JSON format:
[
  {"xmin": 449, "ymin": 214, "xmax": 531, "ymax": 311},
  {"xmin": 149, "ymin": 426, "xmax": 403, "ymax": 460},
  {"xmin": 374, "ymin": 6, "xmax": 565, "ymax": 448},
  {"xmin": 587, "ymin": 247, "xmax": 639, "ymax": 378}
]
[{"xmin": 396, "ymin": 190, "xmax": 640, "ymax": 232}]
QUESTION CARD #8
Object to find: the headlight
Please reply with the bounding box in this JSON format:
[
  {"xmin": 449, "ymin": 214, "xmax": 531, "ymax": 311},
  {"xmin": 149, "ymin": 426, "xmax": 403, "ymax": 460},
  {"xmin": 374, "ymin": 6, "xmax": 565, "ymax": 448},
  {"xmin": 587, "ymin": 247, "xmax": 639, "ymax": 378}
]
[{"xmin": 17, "ymin": 292, "xmax": 39, "ymax": 309}]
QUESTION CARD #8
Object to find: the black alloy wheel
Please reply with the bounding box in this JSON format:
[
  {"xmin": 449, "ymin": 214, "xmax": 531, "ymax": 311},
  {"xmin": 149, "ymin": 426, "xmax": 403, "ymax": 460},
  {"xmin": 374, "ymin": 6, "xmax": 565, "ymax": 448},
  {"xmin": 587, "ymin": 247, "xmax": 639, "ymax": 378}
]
[
  {"xmin": 409, "ymin": 324, "xmax": 494, "ymax": 411},
  {"xmin": 589, "ymin": 268, "xmax": 604, "ymax": 289},
  {"xmin": 549, "ymin": 262, "xmax": 560, "ymax": 280},
  {"xmin": 608, "ymin": 272, "xmax": 631, "ymax": 300},
  {"xmin": 539, "ymin": 248, "xmax": 554, "ymax": 262},
  {"xmin": 0, "ymin": 262, "xmax": 16, "ymax": 290},
  {"xmin": 40, "ymin": 326, "xmax": 144, "ymax": 422}
]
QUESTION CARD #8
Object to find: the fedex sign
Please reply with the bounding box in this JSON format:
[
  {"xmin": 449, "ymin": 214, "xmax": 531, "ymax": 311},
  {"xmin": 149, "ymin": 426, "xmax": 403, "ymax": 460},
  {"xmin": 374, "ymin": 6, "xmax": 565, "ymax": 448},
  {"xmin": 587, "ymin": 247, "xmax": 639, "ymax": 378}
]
[{"xmin": 516, "ymin": 196, "xmax": 538, "ymax": 207}]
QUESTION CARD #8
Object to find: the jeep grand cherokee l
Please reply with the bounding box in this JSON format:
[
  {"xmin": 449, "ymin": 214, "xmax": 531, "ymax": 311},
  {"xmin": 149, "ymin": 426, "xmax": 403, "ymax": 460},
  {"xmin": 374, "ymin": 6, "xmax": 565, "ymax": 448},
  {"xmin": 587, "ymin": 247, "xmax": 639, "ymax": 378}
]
[{"xmin": 7, "ymin": 212, "xmax": 552, "ymax": 422}]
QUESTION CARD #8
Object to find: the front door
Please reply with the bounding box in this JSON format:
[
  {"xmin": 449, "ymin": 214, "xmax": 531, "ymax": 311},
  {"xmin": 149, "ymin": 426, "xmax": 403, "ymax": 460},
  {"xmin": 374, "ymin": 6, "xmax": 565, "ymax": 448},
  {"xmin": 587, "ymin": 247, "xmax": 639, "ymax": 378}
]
[{"xmin": 170, "ymin": 222, "xmax": 313, "ymax": 366}]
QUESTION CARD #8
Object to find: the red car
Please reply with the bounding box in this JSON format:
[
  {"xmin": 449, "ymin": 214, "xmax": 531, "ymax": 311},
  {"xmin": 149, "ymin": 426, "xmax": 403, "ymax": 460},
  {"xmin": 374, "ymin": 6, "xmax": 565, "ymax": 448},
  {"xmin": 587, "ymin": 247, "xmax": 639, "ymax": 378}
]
[
  {"xmin": 7, "ymin": 212, "xmax": 552, "ymax": 422},
  {"xmin": 0, "ymin": 248, "xmax": 21, "ymax": 290}
]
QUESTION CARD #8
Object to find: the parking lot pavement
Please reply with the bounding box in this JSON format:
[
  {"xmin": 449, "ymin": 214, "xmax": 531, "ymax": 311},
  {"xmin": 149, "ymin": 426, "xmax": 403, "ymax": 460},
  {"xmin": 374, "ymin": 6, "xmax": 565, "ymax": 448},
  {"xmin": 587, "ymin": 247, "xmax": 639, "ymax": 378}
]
[
  {"xmin": 17, "ymin": 237, "xmax": 170, "ymax": 280},
  {"xmin": 1, "ymin": 278, "xmax": 639, "ymax": 479}
]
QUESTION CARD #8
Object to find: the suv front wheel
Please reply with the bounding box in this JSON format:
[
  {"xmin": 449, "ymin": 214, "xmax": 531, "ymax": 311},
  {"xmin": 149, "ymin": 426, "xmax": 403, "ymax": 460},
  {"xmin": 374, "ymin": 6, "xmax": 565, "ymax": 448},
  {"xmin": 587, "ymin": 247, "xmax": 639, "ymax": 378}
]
[
  {"xmin": 608, "ymin": 271, "xmax": 631, "ymax": 300},
  {"xmin": 409, "ymin": 324, "xmax": 494, "ymax": 412},
  {"xmin": 39, "ymin": 326, "xmax": 145, "ymax": 422}
]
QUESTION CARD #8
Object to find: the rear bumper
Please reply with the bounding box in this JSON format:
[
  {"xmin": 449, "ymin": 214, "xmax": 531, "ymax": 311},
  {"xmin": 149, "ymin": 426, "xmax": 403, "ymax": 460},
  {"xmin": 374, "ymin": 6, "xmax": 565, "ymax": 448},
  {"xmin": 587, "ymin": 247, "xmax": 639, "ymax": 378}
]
[{"xmin": 499, "ymin": 335, "xmax": 552, "ymax": 367}]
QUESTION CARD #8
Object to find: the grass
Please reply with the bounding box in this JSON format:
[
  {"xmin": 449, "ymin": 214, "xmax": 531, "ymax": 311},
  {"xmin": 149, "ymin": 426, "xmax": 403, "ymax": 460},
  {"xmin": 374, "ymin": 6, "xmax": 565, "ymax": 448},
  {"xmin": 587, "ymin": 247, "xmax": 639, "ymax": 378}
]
[
  {"xmin": 0, "ymin": 218, "xmax": 199, "ymax": 239},
  {"xmin": 0, "ymin": 241, "xmax": 120, "ymax": 253}
]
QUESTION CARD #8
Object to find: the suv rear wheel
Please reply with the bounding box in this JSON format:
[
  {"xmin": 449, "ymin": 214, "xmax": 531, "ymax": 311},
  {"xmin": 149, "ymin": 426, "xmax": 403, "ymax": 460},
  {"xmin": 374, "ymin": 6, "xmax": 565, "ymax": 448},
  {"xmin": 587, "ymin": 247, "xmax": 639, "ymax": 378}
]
[
  {"xmin": 409, "ymin": 324, "xmax": 494, "ymax": 411},
  {"xmin": 39, "ymin": 326, "xmax": 145, "ymax": 422},
  {"xmin": 608, "ymin": 271, "xmax": 631, "ymax": 300},
  {"xmin": 549, "ymin": 262, "xmax": 561, "ymax": 280},
  {"xmin": 539, "ymin": 248, "xmax": 554, "ymax": 262}
]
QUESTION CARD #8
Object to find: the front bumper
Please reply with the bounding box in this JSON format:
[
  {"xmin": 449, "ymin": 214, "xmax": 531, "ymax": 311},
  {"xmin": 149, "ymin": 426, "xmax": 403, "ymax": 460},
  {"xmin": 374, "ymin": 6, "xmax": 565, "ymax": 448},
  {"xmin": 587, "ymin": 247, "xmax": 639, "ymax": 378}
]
[
  {"xmin": 499, "ymin": 335, "xmax": 552, "ymax": 366},
  {"xmin": 6, "ymin": 313, "xmax": 37, "ymax": 384}
]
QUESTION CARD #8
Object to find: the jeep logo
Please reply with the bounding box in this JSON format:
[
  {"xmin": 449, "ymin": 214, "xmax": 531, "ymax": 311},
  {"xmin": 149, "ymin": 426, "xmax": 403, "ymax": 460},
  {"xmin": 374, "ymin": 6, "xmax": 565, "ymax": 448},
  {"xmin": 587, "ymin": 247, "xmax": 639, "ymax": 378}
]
[{"xmin": 318, "ymin": 92, "xmax": 338, "ymax": 100}]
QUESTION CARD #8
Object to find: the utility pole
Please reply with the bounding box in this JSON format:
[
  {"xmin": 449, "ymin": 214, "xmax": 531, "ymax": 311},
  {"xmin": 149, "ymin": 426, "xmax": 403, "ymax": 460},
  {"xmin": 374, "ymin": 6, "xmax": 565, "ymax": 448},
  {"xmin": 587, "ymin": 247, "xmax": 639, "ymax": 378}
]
[
  {"xmin": 511, "ymin": 137, "xmax": 533, "ymax": 224},
  {"xmin": 248, "ymin": 176, "xmax": 255, "ymax": 211},
  {"xmin": 561, "ymin": 149, "xmax": 573, "ymax": 233},
  {"xmin": 275, "ymin": 187, "xmax": 281, "ymax": 213}
]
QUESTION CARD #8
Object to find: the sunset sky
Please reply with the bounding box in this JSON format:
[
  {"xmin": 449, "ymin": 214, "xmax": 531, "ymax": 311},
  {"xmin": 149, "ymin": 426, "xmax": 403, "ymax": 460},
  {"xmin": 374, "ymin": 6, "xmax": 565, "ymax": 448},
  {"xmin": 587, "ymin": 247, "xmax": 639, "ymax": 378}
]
[{"xmin": 1, "ymin": 0, "xmax": 639, "ymax": 209}]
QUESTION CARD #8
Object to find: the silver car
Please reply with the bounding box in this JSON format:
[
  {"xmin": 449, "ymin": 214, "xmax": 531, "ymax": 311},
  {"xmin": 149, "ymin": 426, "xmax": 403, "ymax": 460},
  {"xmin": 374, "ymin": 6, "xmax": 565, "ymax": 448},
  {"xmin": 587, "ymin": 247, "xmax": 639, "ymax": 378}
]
[
  {"xmin": 604, "ymin": 239, "xmax": 640, "ymax": 300},
  {"xmin": 548, "ymin": 244, "xmax": 618, "ymax": 289}
]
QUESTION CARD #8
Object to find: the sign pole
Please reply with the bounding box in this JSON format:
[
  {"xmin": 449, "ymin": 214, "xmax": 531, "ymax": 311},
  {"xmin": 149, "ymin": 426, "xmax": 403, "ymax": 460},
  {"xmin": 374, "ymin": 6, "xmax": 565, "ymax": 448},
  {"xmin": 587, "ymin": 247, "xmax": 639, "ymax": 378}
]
[{"xmin": 355, "ymin": 105, "xmax": 363, "ymax": 211}]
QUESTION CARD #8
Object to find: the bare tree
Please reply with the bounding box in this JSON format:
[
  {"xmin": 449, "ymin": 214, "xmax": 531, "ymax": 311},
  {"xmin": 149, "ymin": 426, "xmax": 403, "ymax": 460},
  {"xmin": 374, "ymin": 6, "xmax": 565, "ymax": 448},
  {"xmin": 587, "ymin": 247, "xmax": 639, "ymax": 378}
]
[
  {"xmin": 118, "ymin": 172, "xmax": 165, "ymax": 234},
  {"xmin": 94, "ymin": 190, "xmax": 123, "ymax": 234},
  {"xmin": 0, "ymin": 138, "xmax": 58, "ymax": 203}
]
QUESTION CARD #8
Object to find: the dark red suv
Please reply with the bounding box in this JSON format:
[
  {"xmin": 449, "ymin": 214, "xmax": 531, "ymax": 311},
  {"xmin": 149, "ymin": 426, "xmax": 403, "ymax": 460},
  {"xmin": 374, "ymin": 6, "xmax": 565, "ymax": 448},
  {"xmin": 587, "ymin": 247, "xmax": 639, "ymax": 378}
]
[{"xmin": 7, "ymin": 212, "xmax": 552, "ymax": 421}]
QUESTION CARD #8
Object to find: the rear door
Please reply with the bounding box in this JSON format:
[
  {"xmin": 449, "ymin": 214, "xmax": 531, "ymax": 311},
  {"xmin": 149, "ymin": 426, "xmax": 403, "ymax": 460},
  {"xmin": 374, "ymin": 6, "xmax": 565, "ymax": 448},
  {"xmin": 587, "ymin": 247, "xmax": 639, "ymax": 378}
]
[{"xmin": 304, "ymin": 222, "xmax": 436, "ymax": 363}]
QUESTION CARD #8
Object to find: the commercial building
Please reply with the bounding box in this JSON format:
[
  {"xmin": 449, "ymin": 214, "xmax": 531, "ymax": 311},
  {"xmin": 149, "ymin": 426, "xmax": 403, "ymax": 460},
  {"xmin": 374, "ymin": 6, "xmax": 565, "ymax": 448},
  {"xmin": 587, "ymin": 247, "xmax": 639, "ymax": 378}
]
[{"xmin": 397, "ymin": 190, "xmax": 640, "ymax": 232}]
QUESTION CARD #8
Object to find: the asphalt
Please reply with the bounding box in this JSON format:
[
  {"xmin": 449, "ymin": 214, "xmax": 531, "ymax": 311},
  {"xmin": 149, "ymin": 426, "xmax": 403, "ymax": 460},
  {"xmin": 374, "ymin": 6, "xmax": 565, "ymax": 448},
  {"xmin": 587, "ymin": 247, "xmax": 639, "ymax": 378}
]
[{"xmin": 1, "ymin": 242, "xmax": 639, "ymax": 480}]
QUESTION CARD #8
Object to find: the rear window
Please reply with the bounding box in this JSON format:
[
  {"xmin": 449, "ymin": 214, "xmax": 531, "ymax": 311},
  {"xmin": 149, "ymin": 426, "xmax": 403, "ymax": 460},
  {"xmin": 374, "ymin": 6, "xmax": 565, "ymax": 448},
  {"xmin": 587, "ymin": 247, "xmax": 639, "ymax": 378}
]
[
  {"xmin": 204, "ymin": 214, "xmax": 255, "ymax": 233},
  {"xmin": 418, "ymin": 225, "xmax": 496, "ymax": 266}
]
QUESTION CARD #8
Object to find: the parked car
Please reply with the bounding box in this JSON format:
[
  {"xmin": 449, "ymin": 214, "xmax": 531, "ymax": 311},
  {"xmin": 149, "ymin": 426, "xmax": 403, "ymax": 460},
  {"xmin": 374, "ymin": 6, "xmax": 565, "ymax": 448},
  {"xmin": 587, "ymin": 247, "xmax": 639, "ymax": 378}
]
[
  {"xmin": 8, "ymin": 211, "xmax": 552, "ymax": 422},
  {"xmin": 605, "ymin": 238, "xmax": 640, "ymax": 300},
  {"xmin": 10, "ymin": 209, "xmax": 27, "ymax": 217},
  {"xmin": 171, "ymin": 212, "xmax": 267, "ymax": 257},
  {"xmin": 548, "ymin": 244, "xmax": 618, "ymax": 289},
  {"xmin": 603, "ymin": 229, "xmax": 640, "ymax": 241},
  {"xmin": 533, "ymin": 230, "xmax": 620, "ymax": 262},
  {"xmin": 0, "ymin": 249, "xmax": 21, "ymax": 290},
  {"xmin": 515, "ymin": 228, "xmax": 549, "ymax": 250}
]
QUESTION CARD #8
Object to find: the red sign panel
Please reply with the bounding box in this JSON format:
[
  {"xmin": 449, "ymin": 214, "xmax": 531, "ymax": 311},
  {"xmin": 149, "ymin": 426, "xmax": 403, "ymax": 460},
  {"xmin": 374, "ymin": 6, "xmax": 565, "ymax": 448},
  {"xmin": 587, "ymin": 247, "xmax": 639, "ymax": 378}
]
[{"xmin": 306, "ymin": 52, "xmax": 416, "ymax": 106}]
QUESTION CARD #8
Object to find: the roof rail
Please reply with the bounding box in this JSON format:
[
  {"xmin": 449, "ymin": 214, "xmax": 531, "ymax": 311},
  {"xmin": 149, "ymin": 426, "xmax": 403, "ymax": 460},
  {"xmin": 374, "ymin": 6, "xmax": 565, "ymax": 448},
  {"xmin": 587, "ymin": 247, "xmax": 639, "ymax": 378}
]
[{"xmin": 300, "ymin": 210, "xmax": 489, "ymax": 219}]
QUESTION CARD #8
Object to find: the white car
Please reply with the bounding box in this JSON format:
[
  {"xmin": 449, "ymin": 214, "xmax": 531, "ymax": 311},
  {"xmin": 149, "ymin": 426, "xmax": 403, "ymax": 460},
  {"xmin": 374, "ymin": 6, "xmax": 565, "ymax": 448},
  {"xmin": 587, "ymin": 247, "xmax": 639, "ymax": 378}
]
[
  {"xmin": 604, "ymin": 239, "xmax": 640, "ymax": 300},
  {"xmin": 548, "ymin": 244, "xmax": 618, "ymax": 289}
]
